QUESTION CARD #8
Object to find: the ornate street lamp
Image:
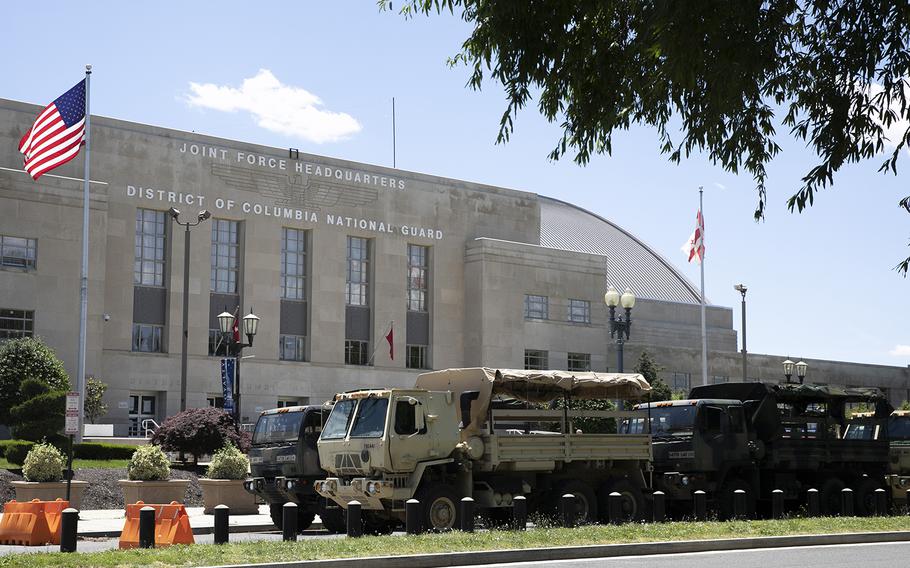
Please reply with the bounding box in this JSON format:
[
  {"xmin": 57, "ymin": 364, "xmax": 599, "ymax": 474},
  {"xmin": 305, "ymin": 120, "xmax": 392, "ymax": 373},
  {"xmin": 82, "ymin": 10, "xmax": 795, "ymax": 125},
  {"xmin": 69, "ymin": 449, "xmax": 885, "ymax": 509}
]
[
  {"xmin": 782, "ymin": 359, "xmax": 795, "ymax": 383},
  {"xmin": 217, "ymin": 308, "xmax": 260, "ymax": 424},
  {"xmin": 795, "ymin": 360, "xmax": 808, "ymax": 384},
  {"xmin": 605, "ymin": 286, "xmax": 636, "ymax": 372}
]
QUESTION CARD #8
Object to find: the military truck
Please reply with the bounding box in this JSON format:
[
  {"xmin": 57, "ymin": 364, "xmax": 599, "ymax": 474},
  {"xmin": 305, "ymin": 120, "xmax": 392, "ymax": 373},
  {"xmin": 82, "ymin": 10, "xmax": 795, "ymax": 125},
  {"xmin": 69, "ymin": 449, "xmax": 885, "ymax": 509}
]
[
  {"xmin": 847, "ymin": 409, "xmax": 910, "ymax": 506},
  {"xmin": 243, "ymin": 404, "xmax": 346, "ymax": 533},
  {"xmin": 314, "ymin": 368, "xmax": 653, "ymax": 531},
  {"xmin": 624, "ymin": 382, "xmax": 891, "ymax": 518}
]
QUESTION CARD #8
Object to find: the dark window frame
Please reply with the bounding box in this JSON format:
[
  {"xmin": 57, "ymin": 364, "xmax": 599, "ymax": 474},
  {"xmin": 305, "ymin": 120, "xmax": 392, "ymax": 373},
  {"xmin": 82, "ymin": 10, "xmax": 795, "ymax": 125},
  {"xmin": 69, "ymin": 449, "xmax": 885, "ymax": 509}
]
[
  {"xmin": 281, "ymin": 227, "xmax": 307, "ymax": 300},
  {"xmin": 0, "ymin": 308, "xmax": 34, "ymax": 340},
  {"xmin": 134, "ymin": 209, "xmax": 166, "ymax": 286},
  {"xmin": 523, "ymin": 294, "xmax": 548, "ymax": 320},
  {"xmin": 345, "ymin": 339, "xmax": 369, "ymax": 365},
  {"xmin": 567, "ymin": 299, "xmax": 591, "ymax": 324},
  {"xmin": 346, "ymin": 236, "xmax": 370, "ymax": 306},
  {"xmin": 406, "ymin": 344, "xmax": 429, "ymax": 369},
  {"xmin": 132, "ymin": 323, "xmax": 163, "ymax": 353},
  {"xmin": 407, "ymin": 244, "xmax": 429, "ymax": 312},
  {"xmin": 524, "ymin": 349, "xmax": 548, "ymax": 370},
  {"xmin": 279, "ymin": 334, "xmax": 306, "ymax": 362},
  {"xmin": 211, "ymin": 219, "xmax": 239, "ymax": 293},
  {"xmin": 567, "ymin": 352, "xmax": 591, "ymax": 372},
  {"xmin": 0, "ymin": 235, "xmax": 37, "ymax": 271}
]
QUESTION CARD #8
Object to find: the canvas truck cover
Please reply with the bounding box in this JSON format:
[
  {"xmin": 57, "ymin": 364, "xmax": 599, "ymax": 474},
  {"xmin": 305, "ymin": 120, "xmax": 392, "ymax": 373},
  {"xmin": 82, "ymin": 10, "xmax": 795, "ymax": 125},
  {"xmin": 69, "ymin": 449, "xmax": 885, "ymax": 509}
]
[{"xmin": 415, "ymin": 367, "xmax": 651, "ymax": 438}]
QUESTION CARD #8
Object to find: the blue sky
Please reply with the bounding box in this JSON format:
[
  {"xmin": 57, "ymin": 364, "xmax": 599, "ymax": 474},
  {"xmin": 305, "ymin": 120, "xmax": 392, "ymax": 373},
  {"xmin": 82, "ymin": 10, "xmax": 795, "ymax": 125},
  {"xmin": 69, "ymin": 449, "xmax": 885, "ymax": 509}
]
[{"xmin": 3, "ymin": 2, "xmax": 908, "ymax": 368}]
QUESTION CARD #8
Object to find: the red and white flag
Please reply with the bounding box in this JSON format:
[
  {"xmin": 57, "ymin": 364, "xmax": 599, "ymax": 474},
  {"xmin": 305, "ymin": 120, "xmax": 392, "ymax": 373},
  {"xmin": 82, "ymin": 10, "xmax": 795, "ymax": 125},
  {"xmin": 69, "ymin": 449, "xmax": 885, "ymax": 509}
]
[
  {"xmin": 385, "ymin": 322, "xmax": 394, "ymax": 361},
  {"xmin": 18, "ymin": 80, "xmax": 87, "ymax": 180},
  {"xmin": 681, "ymin": 209, "xmax": 705, "ymax": 264}
]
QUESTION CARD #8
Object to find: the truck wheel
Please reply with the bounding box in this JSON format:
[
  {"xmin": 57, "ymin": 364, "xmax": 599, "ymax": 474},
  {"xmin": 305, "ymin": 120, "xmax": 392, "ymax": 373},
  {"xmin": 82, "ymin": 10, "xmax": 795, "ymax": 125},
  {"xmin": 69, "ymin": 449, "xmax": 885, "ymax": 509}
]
[
  {"xmin": 555, "ymin": 480, "xmax": 598, "ymax": 524},
  {"xmin": 416, "ymin": 482, "xmax": 460, "ymax": 531},
  {"xmin": 269, "ymin": 503, "xmax": 316, "ymax": 532},
  {"xmin": 599, "ymin": 479, "xmax": 643, "ymax": 523},
  {"xmin": 717, "ymin": 478, "xmax": 755, "ymax": 520},
  {"xmin": 854, "ymin": 477, "xmax": 883, "ymax": 516},
  {"xmin": 269, "ymin": 504, "xmax": 284, "ymax": 529},
  {"xmin": 319, "ymin": 504, "xmax": 347, "ymax": 534},
  {"xmin": 819, "ymin": 477, "xmax": 845, "ymax": 516},
  {"xmin": 362, "ymin": 512, "xmax": 396, "ymax": 535}
]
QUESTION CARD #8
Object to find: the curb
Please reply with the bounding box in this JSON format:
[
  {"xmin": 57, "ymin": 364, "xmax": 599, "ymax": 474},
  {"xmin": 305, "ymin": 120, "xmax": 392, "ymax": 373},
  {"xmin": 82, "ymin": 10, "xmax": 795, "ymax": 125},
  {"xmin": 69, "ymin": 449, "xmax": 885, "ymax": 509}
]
[
  {"xmin": 202, "ymin": 530, "xmax": 910, "ymax": 568},
  {"xmin": 78, "ymin": 522, "xmax": 324, "ymax": 538}
]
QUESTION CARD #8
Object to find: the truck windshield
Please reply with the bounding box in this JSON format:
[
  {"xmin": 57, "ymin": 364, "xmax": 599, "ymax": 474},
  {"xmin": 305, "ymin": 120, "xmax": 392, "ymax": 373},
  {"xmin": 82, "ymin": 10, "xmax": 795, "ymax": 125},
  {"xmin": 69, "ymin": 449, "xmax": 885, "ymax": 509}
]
[
  {"xmin": 252, "ymin": 411, "xmax": 304, "ymax": 445},
  {"xmin": 350, "ymin": 397, "xmax": 389, "ymax": 438},
  {"xmin": 321, "ymin": 399, "xmax": 356, "ymax": 440},
  {"xmin": 889, "ymin": 416, "xmax": 910, "ymax": 440},
  {"xmin": 620, "ymin": 406, "xmax": 696, "ymax": 436}
]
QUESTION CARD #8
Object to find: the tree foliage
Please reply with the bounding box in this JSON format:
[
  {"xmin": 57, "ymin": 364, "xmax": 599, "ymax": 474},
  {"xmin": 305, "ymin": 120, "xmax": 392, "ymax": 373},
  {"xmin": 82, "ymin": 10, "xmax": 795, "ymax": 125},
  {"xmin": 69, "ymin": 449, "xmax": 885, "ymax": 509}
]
[
  {"xmin": 9, "ymin": 379, "xmax": 66, "ymax": 443},
  {"xmin": 84, "ymin": 376, "xmax": 109, "ymax": 424},
  {"xmin": 388, "ymin": 0, "xmax": 910, "ymax": 273},
  {"xmin": 634, "ymin": 351, "xmax": 671, "ymax": 402},
  {"xmin": 151, "ymin": 407, "xmax": 251, "ymax": 463},
  {"xmin": 0, "ymin": 337, "xmax": 70, "ymax": 423}
]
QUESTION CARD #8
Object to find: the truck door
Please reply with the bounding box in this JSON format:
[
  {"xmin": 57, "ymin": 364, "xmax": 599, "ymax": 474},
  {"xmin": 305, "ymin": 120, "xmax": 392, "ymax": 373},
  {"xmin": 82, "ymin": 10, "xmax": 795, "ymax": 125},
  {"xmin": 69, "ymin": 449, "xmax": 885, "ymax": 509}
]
[
  {"xmin": 389, "ymin": 395, "xmax": 432, "ymax": 472},
  {"xmin": 298, "ymin": 409, "xmax": 324, "ymax": 476}
]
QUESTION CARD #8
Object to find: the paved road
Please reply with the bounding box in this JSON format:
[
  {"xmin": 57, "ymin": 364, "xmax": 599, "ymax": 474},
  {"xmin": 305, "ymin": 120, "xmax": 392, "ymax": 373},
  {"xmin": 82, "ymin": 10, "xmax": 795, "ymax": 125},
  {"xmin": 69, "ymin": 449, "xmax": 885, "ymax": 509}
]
[{"xmin": 460, "ymin": 542, "xmax": 910, "ymax": 568}]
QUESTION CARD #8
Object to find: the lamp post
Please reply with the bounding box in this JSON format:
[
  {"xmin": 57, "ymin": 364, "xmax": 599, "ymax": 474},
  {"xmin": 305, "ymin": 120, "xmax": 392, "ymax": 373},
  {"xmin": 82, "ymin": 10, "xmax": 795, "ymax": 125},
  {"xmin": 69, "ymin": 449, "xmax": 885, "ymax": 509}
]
[
  {"xmin": 604, "ymin": 285, "xmax": 636, "ymax": 372},
  {"xmin": 217, "ymin": 308, "xmax": 260, "ymax": 425},
  {"xmin": 734, "ymin": 284, "xmax": 748, "ymax": 382},
  {"xmin": 783, "ymin": 359, "xmax": 809, "ymax": 384},
  {"xmin": 168, "ymin": 207, "xmax": 211, "ymax": 413}
]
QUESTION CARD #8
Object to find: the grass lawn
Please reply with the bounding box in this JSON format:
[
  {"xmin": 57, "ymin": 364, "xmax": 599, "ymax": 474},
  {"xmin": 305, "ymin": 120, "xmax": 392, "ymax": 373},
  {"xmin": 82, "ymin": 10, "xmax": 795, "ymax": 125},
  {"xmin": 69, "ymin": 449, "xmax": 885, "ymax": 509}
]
[
  {"xmin": 2, "ymin": 516, "xmax": 909, "ymax": 568},
  {"xmin": 0, "ymin": 458, "xmax": 130, "ymax": 470}
]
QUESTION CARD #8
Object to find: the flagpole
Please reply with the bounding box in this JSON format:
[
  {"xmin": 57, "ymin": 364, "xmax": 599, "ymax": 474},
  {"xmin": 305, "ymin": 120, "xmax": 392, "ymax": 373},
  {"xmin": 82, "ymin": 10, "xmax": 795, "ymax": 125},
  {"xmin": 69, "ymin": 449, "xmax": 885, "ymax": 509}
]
[
  {"xmin": 75, "ymin": 64, "xmax": 92, "ymax": 444},
  {"xmin": 367, "ymin": 321, "xmax": 393, "ymax": 365},
  {"xmin": 698, "ymin": 186, "xmax": 708, "ymax": 387}
]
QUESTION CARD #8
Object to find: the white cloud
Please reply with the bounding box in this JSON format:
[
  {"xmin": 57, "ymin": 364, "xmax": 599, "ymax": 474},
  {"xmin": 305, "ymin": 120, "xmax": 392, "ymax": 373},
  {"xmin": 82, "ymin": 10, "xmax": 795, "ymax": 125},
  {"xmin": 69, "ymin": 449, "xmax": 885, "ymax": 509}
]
[
  {"xmin": 713, "ymin": 182, "xmax": 727, "ymax": 190},
  {"xmin": 184, "ymin": 69, "xmax": 361, "ymax": 144},
  {"xmin": 889, "ymin": 344, "xmax": 910, "ymax": 357}
]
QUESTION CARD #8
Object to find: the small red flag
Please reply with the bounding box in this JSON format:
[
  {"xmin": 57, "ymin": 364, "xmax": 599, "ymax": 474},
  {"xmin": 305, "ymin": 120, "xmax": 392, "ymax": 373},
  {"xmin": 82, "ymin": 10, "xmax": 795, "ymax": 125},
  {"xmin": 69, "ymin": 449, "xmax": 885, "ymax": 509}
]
[
  {"xmin": 232, "ymin": 307, "xmax": 241, "ymax": 342},
  {"xmin": 385, "ymin": 323, "xmax": 394, "ymax": 361}
]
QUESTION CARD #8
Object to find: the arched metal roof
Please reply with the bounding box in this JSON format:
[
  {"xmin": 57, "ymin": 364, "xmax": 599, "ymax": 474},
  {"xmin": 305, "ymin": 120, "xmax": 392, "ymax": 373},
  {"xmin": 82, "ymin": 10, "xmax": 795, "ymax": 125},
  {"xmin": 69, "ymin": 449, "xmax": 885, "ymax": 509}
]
[{"xmin": 538, "ymin": 196, "xmax": 703, "ymax": 304}]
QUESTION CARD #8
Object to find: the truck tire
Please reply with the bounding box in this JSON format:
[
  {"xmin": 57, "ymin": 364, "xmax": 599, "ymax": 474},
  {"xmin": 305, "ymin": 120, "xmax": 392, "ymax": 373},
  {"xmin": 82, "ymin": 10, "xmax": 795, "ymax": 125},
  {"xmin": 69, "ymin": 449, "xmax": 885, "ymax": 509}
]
[
  {"xmin": 318, "ymin": 504, "xmax": 347, "ymax": 534},
  {"xmin": 269, "ymin": 503, "xmax": 316, "ymax": 532},
  {"xmin": 854, "ymin": 476, "xmax": 884, "ymax": 516},
  {"xmin": 598, "ymin": 479, "xmax": 643, "ymax": 523},
  {"xmin": 717, "ymin": 478, "xmax": 756, "ymax": 520},
  {"xmin": 819, "ymin": 477, "xmax": 845, "ymax": 516},
  {"xmin": 555, "ymin": 480, "xmax": 598, "ymax": 524},
  {"xmin": 415, "ymin": 482, "xmax": 460, "ymax": 531}
]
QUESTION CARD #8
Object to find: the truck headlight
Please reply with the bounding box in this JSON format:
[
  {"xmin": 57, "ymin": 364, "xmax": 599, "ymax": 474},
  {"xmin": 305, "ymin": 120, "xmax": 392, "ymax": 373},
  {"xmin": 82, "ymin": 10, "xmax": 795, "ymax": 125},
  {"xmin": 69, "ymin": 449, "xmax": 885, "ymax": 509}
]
[
  {"xmin": 681, "ymin": 476, "xmax": 689, "ymax": 486},
  {"xmin": 286, "ymin": 480, "xmax": 295, "ymax": 490},
  {"xmin": 367, "ymin": 482, "xmax": 378, "ymax": 495}
]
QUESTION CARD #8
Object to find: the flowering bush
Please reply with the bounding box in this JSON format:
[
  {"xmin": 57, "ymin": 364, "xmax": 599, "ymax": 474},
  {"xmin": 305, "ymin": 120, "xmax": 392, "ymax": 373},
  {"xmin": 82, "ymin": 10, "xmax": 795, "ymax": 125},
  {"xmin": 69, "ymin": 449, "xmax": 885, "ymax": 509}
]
[
  {"xmin": 22, "ymin": 442, "xmax": 64, "ymax": 482},
  {"xmin": 206, "ymin": 443, "xmax": 249, "ymax": 480},
  {"xmin": 127, "ymin": 444, "xmax": 170, "ymax": 481},
  {"xmin": 151, "ymin": 407, "xmax": 250, "ymax": 463}
]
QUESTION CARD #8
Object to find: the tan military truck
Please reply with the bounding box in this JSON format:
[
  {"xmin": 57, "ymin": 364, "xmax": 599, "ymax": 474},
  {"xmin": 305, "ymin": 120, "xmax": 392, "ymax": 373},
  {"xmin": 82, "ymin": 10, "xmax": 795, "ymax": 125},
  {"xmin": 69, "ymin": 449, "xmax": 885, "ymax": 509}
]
[
  {"xmin": 314, "ymin": 367, "xmax": 652, "ymax": 531},
  {"xmin": 848, "ymin": 409, "xmax": 910, "ymax": 505}
]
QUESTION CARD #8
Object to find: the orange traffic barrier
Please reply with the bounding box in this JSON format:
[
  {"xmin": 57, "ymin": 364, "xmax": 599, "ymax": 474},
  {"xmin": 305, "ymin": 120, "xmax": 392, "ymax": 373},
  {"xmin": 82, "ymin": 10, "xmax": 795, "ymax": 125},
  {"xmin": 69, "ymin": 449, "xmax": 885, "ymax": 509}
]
[
  {"xmin": 0, "ymin": 498, "xmax": 69, "ymax": 545},
  {"xmin": 119, "ymin": 501, "xmax": 194, "ymax": 549}
]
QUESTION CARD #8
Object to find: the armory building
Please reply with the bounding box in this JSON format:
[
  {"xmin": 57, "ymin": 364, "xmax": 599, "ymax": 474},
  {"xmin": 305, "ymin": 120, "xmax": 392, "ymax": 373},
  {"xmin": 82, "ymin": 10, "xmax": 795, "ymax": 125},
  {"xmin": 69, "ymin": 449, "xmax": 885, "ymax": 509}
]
[{"xmin": 1, "ymin": 96, "xmax": 908, "ymax": 436}]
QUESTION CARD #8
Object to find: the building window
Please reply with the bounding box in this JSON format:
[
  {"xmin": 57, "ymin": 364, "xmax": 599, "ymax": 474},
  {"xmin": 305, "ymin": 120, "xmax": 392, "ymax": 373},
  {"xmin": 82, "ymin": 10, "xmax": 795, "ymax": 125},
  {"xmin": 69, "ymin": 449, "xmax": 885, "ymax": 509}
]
[
  {"xmin": 523, "ymin": 295, "xmax": 548, "ymax": 320},
  {"xmin": 277, "ymin": 399, "xmax": 301, "ymax": 408},
  {"xmin": 0, "ymin": 235, "xmax": 37, "ymax": 270},
  {"xmin": 0, "ymin": 309, "xmax": 34, "ymax": 340},
  {"xmin": 524, "ymin": 349, "xmax": 548, "ymax": 370},
  {"xmin": 132, "ymin": 323, "xmax": 163, "ymax": 353},
  {"xmin": 407, "ymin": 244, "xmax": 429, "ymax": 312},
  {"xmin": 281, "ymin": 228, "xmax": 306, "ymax": 300},
  {"xmin": 211, "ymin": 219, "xmax": 239, "ymax": 293},
  {"xmin": 345, "ymin": 339, "xmax": 369, "ymax": 365},
  {"xmin": 346, "ymin": 237, "xmax": 370, "ymax": 306},
  {"xmin": 134, "ymin": 209, "xmax": 166, "ymax": 286},
  {"xmin": 567, "ymin": 299, "xmax": 591, "ymax": 324},
  {"xmin": 567, "ymin": 352, "xmax": 591, "ymax": 372},
  {"xmin": 711, "ymin": 375, "xmax": 729, "ymax": 385},
  {"xmin": 671, "ymin": 372, "xmax": 691, "ymax": 392},
  {"xmin": 207, "ymin": 396, "xmax": 225, "ymax": 408},
  {"xmin": 279, "ymin": 334, "xmax": 306, "ymax": 362},
  {"xmin": 407, "ymin": 345, "xmax": 428, "ymax": 369},
  {"xmin": 209, "ymin": 329, "xmax": 230, "ymax": 357}
]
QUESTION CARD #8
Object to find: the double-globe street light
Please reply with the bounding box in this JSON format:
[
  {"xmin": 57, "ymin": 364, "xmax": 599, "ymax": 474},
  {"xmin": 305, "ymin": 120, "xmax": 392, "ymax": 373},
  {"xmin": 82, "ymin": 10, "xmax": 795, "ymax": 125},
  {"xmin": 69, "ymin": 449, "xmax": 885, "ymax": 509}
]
[
  {"xmin": 782, "ymin": 358, "xmax": 809, "ymax": 384},
  {"xmin": 217, "ymin": 308, "xmax": 260, "ymax": 424},
  {"xmin": 734, "ymin": 284, "xmax": 748, "ymax": 382},
  {"xmin": 168, "ymin": 207, "xmax": 211, "ymax": 413},
  {"xmin": 604, "ymin": 285, "xmax": 636, "ymax": 372}
]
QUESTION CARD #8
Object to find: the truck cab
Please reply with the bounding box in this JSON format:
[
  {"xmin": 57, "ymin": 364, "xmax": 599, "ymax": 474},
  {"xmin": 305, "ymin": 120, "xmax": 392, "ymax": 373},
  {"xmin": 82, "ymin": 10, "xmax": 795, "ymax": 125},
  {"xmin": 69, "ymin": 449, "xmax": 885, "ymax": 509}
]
[{"xmin": 849, "ymin": 409, "xmax": 910, "ymax": 504}]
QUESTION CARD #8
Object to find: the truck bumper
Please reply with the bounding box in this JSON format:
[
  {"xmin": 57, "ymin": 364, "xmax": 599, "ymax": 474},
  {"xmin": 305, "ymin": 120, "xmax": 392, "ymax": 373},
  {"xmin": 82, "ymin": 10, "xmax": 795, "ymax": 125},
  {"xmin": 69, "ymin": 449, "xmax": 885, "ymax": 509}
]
[
  {"xmin": 244, "ymin": 476, "xmax": 317, "ymax": 505},
  {"xmin": 314, "ymin": 477, "xmax": 390, "ymax": 510}
]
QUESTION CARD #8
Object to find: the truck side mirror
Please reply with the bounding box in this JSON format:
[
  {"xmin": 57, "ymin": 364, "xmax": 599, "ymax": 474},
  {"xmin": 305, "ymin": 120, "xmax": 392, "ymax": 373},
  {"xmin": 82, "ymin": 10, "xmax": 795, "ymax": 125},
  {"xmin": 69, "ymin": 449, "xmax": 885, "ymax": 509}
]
[
  {"xmin": 415, "ymin": 408, "xmax": 426, "ymax": 432},
  {"xmin": 460, "ymin": 391, "xmax": 480, "ymax": 428}
]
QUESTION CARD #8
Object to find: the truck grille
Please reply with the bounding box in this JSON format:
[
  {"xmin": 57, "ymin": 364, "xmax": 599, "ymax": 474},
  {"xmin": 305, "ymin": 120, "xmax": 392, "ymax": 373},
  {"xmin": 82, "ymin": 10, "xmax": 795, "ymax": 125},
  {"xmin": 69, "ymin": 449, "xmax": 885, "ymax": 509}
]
[{"xmin": 334, "ymin": 453, "xmax": 363, "ymax": 474}]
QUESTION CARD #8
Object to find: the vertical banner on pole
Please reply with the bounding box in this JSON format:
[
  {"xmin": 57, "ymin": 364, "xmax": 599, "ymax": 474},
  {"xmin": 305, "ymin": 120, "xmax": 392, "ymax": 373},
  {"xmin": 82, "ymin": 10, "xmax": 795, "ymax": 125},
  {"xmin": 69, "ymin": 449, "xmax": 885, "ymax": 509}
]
[{"xmin": 220, "ymin": 358, "xmax": 235, "ymax": 414}]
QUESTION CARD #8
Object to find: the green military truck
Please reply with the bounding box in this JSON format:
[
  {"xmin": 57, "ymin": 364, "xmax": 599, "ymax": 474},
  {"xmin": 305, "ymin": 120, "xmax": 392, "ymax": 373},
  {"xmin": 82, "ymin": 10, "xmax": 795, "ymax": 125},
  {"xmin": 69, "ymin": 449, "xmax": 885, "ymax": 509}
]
[
  {"xmin": 847, "ymin": 409, "xmax": 910, "ymax": 506},
  {"xmin": 243, "ymin": 404, "xmax": 346, "ymax": 533},
  {"xmin": 625, "ymin": 382, "xmax": 891, "ymax": 517},
  {"xmin": 314, "ymin": 368, "xmax": 653, "ymax": 531}
]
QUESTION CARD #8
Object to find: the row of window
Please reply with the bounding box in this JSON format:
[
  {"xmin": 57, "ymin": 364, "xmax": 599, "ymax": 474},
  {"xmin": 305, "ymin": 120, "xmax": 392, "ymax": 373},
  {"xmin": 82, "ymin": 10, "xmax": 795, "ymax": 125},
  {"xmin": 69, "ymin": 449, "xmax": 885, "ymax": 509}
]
[
  {"xmin": 524, "ymin": 349, "xmax": 592, "ymax": 372},
  {"xmin": 524, "ymin": 294, "xmax": 591, "ymax": 324}
]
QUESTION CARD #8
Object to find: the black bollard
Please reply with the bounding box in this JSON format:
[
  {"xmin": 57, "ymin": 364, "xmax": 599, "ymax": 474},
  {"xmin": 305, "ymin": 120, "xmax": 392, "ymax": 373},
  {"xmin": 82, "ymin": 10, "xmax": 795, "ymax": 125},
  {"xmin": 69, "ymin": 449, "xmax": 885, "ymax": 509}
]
[
  {"xmin": 406, "ymin": 498, "xmax": 422, "ymax": 535},
  {"xmin": 512, "ymin": 495, "xmax": 527, "ymax": 531},
  {"xmin": 733, "ymin": 489, "xmax": 747, "ymax": 520},
  {"xmin": 874, "ymin": 488, "xmax": 887, "ymax": 517},
  {"xmin": 608, "ymin": 492, "xmax": 623, "ymax": 525},
  {"xmin": 841, "ymin": 488, "xmax": 854, "ymax": 516},
  {"xmin": 906, "ymin": 489, "xmax": 910, "ymax": 514},
  {"xmin": 460, "ymin": 497, "xmax": 474, "ymax": 532},
  {"xmin": 652, "ymin": 491, "xmax": 666, "ymax": 523},
  {"xmin": 807, "ymin": 489, "xmax": 819, "ymax": 517},
  {"xmin": 214, "ymin": 505, "xmax": 229, "ymax": 545},
  {"xmin": 139, "ymin": 506, "xmax": 155, "ymax": 549},
  {"xmin": 771, "ymin": 489, "xmax": 784, "ymax": 520},
  {"xmin": 693, "ymin": 490, "xmax": 707, "ymax": 521},
  {"xmin": 59, "ymin": 507, "xmax": 78, "ymax": 553},
  {"xmin": 282, "ymin": 502, "xmax": 298, "ymax": 541},
  {"xmin": 560, "ymin": 494, "xmax": 577, "ymax": 528},
  {"xmin": 347, "ymin": 501, "xmax": 363, "ymax": 538}
]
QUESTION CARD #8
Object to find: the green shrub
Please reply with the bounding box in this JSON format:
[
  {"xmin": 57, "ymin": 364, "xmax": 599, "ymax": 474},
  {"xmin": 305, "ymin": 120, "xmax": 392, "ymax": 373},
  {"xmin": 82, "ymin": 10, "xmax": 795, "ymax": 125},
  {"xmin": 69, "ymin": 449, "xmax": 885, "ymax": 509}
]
[
  {"xmin": 206, "ymin": 443, "xmax": 249, "ymax": 480},
  {"xmin": 9, "ymin": 379, "xmax": 66, "ymax": 443},
  {"xmin": 0, "ymin": 337, "xmax": 70, "ymax": 423},
  {"xmin": 22, "ymin": 442, "xmax": 64, "ymax": 482},
  {"xmin": 127, "ymin": 444, "xmax": 170, "ymax": 481},
  {"xmin": 5, "ymin": 441, "xmax": 35, "ymax": 465},
  {"xmin": 73, "ymin": 442, "xmax": 136, "ymax": 460}
]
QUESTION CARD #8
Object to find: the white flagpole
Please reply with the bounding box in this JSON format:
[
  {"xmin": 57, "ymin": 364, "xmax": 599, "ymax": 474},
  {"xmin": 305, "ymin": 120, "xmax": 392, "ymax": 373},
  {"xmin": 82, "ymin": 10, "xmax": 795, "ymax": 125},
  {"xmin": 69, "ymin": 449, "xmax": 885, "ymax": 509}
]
[
  {"xmin": 75, "ymin": 65, "xmax": 92, "ymax": 444},
  {"xmin": 699, "ymin": 186, "xmax": 708, "ymax": 387}
]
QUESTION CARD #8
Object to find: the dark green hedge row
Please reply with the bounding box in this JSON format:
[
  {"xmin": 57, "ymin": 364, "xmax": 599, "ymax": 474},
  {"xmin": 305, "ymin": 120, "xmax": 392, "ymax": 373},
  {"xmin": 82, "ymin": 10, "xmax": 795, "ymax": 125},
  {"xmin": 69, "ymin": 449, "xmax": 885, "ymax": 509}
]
[{"xmin": 0, "ymin": 440, "xmax": 136, "ymax": 465}]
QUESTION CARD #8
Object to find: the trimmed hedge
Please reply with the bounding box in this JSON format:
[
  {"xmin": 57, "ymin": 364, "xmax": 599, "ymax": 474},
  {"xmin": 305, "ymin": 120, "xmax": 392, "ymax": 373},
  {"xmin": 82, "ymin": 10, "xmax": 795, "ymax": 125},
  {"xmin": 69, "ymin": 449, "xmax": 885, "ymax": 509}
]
[
  {"xmin": 73, "ymin": 442, "xmax": 136, "ymax": 460},
  {"xmin": 4, "ymin": 441, "xmax": 35, "ymax": 465}
]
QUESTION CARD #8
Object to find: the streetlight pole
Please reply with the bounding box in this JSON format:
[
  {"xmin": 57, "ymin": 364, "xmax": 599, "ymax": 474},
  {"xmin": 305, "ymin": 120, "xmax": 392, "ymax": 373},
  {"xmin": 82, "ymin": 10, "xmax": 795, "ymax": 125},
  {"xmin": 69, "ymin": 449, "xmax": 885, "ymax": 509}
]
[
  {"xmin": 604, "ymin": 286, "xmax": 636, "ymax": 372},
  {"xmin": 734, "ymin": 284, "xmax": 747, "ymax": 382},
  {"xmin": 217, "ymin": 308, "xmax": 260, "ymax": 425},
  {"xmin": 168, "ymin": 208, "xmax": 211, "ymax": 413}
]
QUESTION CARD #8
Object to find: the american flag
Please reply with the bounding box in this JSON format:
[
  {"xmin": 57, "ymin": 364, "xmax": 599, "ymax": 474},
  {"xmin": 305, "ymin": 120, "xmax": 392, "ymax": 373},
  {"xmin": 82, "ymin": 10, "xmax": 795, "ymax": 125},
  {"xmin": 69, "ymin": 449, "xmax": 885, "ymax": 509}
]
[
  {"xmin": 681, "ymin": 209, "xmax": 705, "ymax": 264},
  {"xmin": 18, "ymin": 79, "xmax": 87, "ymax": 180}
]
